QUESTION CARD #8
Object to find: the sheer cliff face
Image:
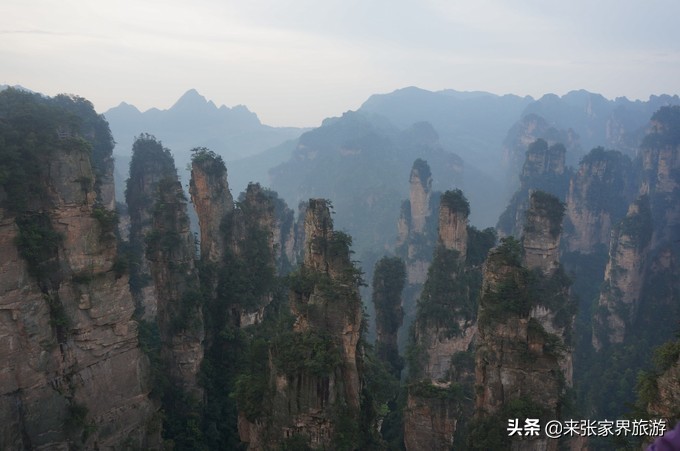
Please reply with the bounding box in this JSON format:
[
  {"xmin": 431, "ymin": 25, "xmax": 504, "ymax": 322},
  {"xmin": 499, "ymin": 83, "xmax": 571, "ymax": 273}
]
[
  {"xmin": 239, "ymin": 199, "xmax": 366, "ymax": 450},
  {"xmin": 408, "ymin": 160, "xmax": 432, "ymax": 235},
  {"xmin": 404, "ymin": 190, "xmax": 475, "ymax": 451},
  {"xmin": 189, "ymin": 153, "xmax": 233, "ymax": 263},
  {"xmin": 593, "ymin": 107, "xmax": 680, "ymax": 350},
  {"xmin": 523, "ymin": 191, "xmax": 564, "ymax": 274},
  {"xmin": 646, "ymin": 352, "xmax": 680, "ymax": 423},
  {"xmin": 397, "ymin": 159, "xmax": 436, "ymax": 285},
  {"xmin": 146, "ymin": 176, "xmax": 204, "ymax": 395},
  {"xmin": 296, "ymin": 199, "xmax": 362, "ymax": 409},
  {"xmin": 564, "ymin": 149, "xmax": 634, "ymax": 253},
  {"xmin": 126, "ymin": 135, "xmax": 205, "ymax": 399},
  {"xmin": 0, "ymin": 92, "xmax": 157, "ymax": 449},
  {"xmin": 395, "ymin": 159, "xmax": 440, "ymax": 354},
  {"xmin": 238, "ymin": 183, "xmax": 295, "ymax": 272},
  {"xmin": 497, "ymin": 139, "xmax": 570, "ymax": 238},
  {"xmin": 503, "ymin": 114, "xmax": 578, "ymax": 188},
  {"xmin": 125, "ymin": 136, "xmax": 177, "ymax": 321},
  {"xmin": 472, "ymin": 192, "xmax": 574, "ymax": 450},
  {"xmin": 592, "ymin": 197, "xmax": 651, "ymax": 349},
  {"xmin": 438, "ymin": 193, "xmax": 468, "ymax": 255}
]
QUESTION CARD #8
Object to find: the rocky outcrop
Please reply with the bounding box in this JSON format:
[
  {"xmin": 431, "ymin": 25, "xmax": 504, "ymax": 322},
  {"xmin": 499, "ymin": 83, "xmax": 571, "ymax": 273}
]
[
  {"xmin": 472, "ymin": 192, "xmax": 574, "ymax": 451},
  {"xmin": 396, "ymin": 159, "xmax": 437, "ymax": 285},
  {"xmin": 395, "ymin": 159, "xmax": 442, "ymax": 355},
  {"xmin": 502, "ymin": 114, "xmax": 579, "ymax": 190},
  {"xmin": 238, "ymin": 199, "xmax": 367, "ymax": 450},
  {"xmin": 189, "ymin": 148, "xmax": 234, "ymax": 263},
  {"xmin": 0, "ymin": 90, "xmax": 158, "ymax": 450},
  {"xmin": 593, "ymin": 107, "xmax": 680, "ymax": 350},
  {"xmin": 408, "ymin": 159, "xmax": 432, "ymax": 235},
  {"xmin": 146, "ymin": 174, "xmax": 204, "ymax": 396},
  {"xmin": 438, "ymin": 191, "xmax": 469, "ymax": 254},
  {"xmin": 235, "ymin": 183, "xmax": 296, "ymax": 273},
  {"xmin": 592, "ymin": 196, "xmax": 651, "ymax": 349},
  {"xmin": 404, "ymin": 392, "xmax": 459, "ymax": 451},
  {"xmin": 646, "ymin": 353, "xmax": 680, "ymax": 423},
  {"xmin": 404, "ymin": 190, "xmax": 480, "ymax": 451},
  {"xmin": 523, "ymin": 191, "xmax": 565, "ymax": 274},
  {"xmin": 126, "ymin": 134, "xmax": 177, "ymax": 321},
  {"xmin": 563, "ymin": 148, "xmax": 634, "ymax": 253},
  {"xmin": 497, "ymin": 139, "xmax": 570, "ymax": 238}
]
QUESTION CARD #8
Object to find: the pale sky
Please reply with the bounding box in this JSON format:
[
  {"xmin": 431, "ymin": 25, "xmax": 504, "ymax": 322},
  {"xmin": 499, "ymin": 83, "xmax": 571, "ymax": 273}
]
[{"xmin": 2, "ymin": 0, "xmax": 680, "ymax": 127}]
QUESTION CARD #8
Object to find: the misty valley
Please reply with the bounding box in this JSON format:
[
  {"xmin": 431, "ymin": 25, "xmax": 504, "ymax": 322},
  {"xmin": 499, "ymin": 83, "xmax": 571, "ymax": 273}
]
[{"xmin": 0, "ymin": 86, "xmax": 679, "ymax": 450}]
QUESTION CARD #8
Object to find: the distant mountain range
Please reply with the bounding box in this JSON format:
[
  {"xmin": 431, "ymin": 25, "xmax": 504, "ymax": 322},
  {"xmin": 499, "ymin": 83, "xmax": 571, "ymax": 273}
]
[
  {"xmin": 100, "ymin": 86, "xmax": 680, "ymax": 241},
  {"xmin": 103, "ymin": 89, "xmax": 308, "ymax": 200},
  {"xmin": 105, "ymin": 89, "xmax": 306, "ymax": 160}
]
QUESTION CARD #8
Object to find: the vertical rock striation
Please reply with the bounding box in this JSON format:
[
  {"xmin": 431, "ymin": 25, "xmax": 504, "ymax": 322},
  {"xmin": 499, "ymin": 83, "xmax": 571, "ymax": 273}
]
[
  {"xmin": 404, "ymin": 190, "xmax": 481, "ymax": 451},
  {"xmin": 497, "ymin": 139, "xmax": 570, "ymax": 238},
  {"xmin": 395, "ymin": 159, "xmax": 441, "ymax": 354},
  {"xmin": 396, "ymin": 159, "xmax": 436, "ymax": 285},
  {"xmin": 126, "ymin": 134, "xmax": 177, "ymax": 321},
  {"xmin": 592, "ymin": 196, "xmax": 651, "ymax": 349},
  {"xmin": 189, "ymin": 148, "xmax": 233, "ymax": 264},
  {"xmin": 523, "ymin": 190, "xmax": 564, "ymax": 274},
  {"xmin": 472, "ymin": 191, "xmax": 574, "ymax": 451},
  {"xmin": 0, "ymin": 90, "xmax": 158, "ymax": 450},
  {"xmin": 502, "ymin": 114, "xmax": 579, "ymax": 191},
  {"xmin": 593, "ymin": 106, "xmax": 680, "ymax": 350},
  {"xmin": 238, "ymin": 199, "xmax": 367, "ymax": 450},
  {"xmin": 563, "ymin": 148, "xmax": 634, "ymax": 253},
  {"xmin": 145, "ymin": 174, "xmax": 204, "ymax": 397}
]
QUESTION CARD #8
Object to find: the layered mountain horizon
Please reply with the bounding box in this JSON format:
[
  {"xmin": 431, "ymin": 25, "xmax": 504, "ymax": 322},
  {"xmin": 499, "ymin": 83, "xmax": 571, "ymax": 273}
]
[{"xmin": 1, "ymin": 84, "xmax": 679, "ymax": 450}]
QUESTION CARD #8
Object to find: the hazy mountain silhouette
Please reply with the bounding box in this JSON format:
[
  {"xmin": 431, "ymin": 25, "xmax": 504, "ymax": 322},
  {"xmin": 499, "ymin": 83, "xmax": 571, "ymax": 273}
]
[
  {"xmin": 359, "ymin": 86, "xmax": 534, "ymax": 179},
  {"xmin": 104, "ymin": 89, "xmax": 308, "ymax": 200},
  {"xmin": 105, "ymin": 89, "xmax": 306, "ymax": 160},
  {"xmin": 267, "ymin": 111, "xmax": 502, "ymax": 265},
  {"xmin": 523, "ymin": 91, "xmax": 680, "ymax": 156}
]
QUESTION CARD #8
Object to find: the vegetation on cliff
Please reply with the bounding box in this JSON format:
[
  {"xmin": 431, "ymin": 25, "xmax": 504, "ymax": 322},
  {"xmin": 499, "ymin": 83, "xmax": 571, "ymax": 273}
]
[{"xmin": 497, "ymin": 138, "xmax": 571, "ymax": 237}]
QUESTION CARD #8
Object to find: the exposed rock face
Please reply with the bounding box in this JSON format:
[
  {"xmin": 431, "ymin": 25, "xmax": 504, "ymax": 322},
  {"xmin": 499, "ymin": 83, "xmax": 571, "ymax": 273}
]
[
  {"xmin": 146, "ymin": 174, "xmax": 205, "ymax": 396},
  {"xmin": 189, "ymin": 150, "xmax": 233, "ymax": 263},
  {"xmin": 126, "ymin": 135, "xmax": 177, "ymax": 321},
  {"xmin": 296, "ymin": 199, "xmax": 362, "ymax": 409},
  {"xmin": 404, "ymin": 393, "xmax": 459, "ymax": 451},
  {"xmin": 592, "ymin": 108, "xmax": 680, "ymax": 350},
  {"xmin": 592, "ymin": 196, "xmax": 651, "ymax": 349},
  {"xmin": 523, "ymin": 191, "xmax": 565, "ymax": 274},
  {"xmin": 438, "ymin": 191, "xmax": 468, "ymax": 254},
  {"xmin": 397, "ymin": 159, "xmax": 433, "ymax": 285},
  {"xmin": 563, "ymin": 148, "xmax": 634, "ymax": 253},
  {"xmin": 502, "ymin": 114, "xmax": 579, "ymax": 190},
  {"xmin": 409, "ymin": 159, "xmax": 433, "ymax": 235},
  {"xmin": 497, "ymin": 139, "xmax": 570, "ymax": 238},
  {"xmin": 404, "ymin": 190, "xmax": 478, "ymax": 451},
  {"xmin": 397, "ymin": 159, "xmax": 437, "ymax": 285},
  {"xmin": 395, "ymin": 159, "xmax": 441, "ymax": 353},
  {"xmin": 472, "ymin": 192, "xmax": 574, "ymax": 451},
  {"xmin": 646, "ymin": 352, "xmax": 680, "ymax": 423},
  {"xmin": 239, "ymin": 199, "xmax": 366, "ymax": 450},
  {"xmin": 224, "ymin": 183, "xmax": 296, "ymax": 327},
  {"xmin": 0, "ymin": 91, "xmax": 158, "ymax": 449},
  {"xmin": 236, "ymin": 183, "xmax": 296, "ymax": 273}
]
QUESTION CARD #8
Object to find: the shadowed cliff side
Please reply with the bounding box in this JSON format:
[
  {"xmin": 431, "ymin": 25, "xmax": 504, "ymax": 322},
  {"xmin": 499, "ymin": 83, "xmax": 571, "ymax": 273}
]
[
  {"xmin": 498, "ymin": 138, "xmax": 570, "ymax": 239},
  {"xmin": 470, "ymin": 191, "xmax": 576, "ymax": 450},
  {"xmin": 238, "ymin": 199, "xmax": 371, "ymax": 450},
  {"xmin": 403, "ymin": 190, "xmax": 495, "ymax": 450},
  {"xmin": 0, "ymin": 89, "xmax": 159, "ymax": 450}
]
